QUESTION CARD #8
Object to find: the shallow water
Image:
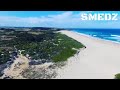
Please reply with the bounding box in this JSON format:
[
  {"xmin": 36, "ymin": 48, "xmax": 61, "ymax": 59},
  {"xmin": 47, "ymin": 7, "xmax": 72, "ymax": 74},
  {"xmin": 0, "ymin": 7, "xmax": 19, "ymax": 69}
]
[{"xmin": 69, "ymin": 28, "xmax": 120, "ymax": 43}]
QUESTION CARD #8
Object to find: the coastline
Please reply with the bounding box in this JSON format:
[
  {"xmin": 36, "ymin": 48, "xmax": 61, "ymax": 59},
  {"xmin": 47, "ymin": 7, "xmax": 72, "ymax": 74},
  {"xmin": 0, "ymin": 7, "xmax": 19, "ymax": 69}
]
[
  {"xmin": 68, "ymin": 30, "xmax": 120, "ymax": 45},
  {"xmin": 55, "ymin": 30, "xmax": 120, "ymax": 79},
  {"xmin": 1, "ymin": 30, "xmax": 120, "ymax": 79}
]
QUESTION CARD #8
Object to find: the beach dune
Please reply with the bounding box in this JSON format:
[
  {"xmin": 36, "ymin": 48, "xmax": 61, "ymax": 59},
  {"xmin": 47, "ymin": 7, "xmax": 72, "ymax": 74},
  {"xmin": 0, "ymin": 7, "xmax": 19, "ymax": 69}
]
[{"xmin": 56, "ymin": 30, "xmax": 120, "ymax": 79}]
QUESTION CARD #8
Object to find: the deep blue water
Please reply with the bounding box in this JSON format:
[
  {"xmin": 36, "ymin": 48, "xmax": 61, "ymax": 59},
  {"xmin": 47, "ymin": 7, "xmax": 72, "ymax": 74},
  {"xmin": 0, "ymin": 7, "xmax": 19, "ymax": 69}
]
[{"xmin": 68, "ymin": 28, "xmax": 120, "ymax": 43}]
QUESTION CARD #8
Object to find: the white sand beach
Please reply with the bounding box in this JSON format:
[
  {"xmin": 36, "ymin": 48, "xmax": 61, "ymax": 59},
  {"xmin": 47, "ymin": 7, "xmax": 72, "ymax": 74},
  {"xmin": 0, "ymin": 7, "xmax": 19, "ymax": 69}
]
[{"xmin": 56, "ymin": 30, "xmax": 120, "ymax": 79}]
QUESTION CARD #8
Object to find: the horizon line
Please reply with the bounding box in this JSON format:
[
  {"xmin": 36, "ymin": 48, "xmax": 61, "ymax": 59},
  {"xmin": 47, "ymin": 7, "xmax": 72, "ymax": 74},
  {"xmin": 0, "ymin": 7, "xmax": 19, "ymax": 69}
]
[{"xmin": 0, "ymin": 26, "xmax": 120, "ymax": 29}]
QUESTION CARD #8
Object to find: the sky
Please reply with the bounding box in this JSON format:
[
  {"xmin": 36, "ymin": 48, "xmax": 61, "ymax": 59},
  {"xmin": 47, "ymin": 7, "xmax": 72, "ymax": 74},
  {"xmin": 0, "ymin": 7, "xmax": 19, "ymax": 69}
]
[{"xmin": 0, "ymin": 11, "xmax": 120, "ymax": 28}]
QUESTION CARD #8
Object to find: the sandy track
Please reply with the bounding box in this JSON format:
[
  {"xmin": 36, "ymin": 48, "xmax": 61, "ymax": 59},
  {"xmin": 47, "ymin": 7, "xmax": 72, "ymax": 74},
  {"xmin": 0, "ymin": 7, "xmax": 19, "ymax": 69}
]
[{"xmin": 2, "ymin": 55, "xmax": 29, "ymax": 79}]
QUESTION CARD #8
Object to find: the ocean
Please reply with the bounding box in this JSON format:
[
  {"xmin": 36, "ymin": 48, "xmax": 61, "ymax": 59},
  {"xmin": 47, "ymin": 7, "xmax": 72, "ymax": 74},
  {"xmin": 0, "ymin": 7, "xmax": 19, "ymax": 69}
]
[{"xmin": 69, "ymin": 28, "xmax": 120, "ymax": 43}]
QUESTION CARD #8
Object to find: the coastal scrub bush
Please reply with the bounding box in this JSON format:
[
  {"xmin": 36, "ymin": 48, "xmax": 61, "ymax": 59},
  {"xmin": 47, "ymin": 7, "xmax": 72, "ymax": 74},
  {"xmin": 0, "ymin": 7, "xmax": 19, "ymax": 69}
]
[
  {"xmin": 0, "ymin": 30, "xmax": 85, "ymax": 65},
  {"xmin": 52, "ymin": 33, "xmax": 85, "ymax": 62},
  {"xmin": 115, "ymin": 73, "xmax": 120, "ymax": 79}
]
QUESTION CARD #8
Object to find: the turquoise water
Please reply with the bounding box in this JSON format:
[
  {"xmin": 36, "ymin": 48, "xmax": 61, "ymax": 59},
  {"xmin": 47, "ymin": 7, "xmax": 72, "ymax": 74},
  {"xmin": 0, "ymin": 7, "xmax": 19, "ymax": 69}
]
[{"xmin": 69, "ymin": 29, "xmax": 120, "ymax": 43}]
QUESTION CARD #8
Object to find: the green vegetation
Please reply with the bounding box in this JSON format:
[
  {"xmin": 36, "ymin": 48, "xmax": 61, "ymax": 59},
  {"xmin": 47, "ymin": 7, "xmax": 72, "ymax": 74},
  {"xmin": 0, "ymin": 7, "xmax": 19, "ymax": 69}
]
[
  {"xmin": 0, "ymin": 29, "xmax": 85, "ymax": 65},
  {"xmin": 52, "ymin": 33, "xmax": 84, "ymax": 62},
  {"xmin": 115, "ymin": 73, "xmax": 120, "ymax": 79},
  {"xmin": 0, "ymin": 49, "xmax": 10, "ymax": 64}
]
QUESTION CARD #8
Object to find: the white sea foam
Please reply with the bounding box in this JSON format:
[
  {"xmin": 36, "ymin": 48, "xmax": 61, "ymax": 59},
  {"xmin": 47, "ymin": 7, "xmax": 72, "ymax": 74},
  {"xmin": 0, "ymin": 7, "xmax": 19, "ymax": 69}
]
[
  {"xmin": 111, "ymin": 35, "xmax": 120, "ymax": 37},
  {"xmin": 71, "ymin": 30, "xmax": 120, "ymax": 44},
  {"xmin": 56, "ymin": 30, "xmax": 120, "ymax": 79}
]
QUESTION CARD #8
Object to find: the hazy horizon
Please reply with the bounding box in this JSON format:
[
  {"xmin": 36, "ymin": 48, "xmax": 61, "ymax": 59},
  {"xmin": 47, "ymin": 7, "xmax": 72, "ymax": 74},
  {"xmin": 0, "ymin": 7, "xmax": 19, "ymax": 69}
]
[
  {"xmin": 0, "ymin": 11, "xmax": 120, "ymax": 29},
  {"xmin": 1, "ymin": 26, "xmax": 120, "ymax": 29}
]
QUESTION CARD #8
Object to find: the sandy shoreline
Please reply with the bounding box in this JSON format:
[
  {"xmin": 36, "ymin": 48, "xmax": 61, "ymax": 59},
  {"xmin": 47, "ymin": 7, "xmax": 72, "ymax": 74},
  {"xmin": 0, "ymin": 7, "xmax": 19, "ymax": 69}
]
[
  {"xmin": 1, "ymin": 30, "xmax": 120, "ymax": 79},
  {"xmin": 55, "ymin": 30, "xmax": 120, "ymax": 79}
]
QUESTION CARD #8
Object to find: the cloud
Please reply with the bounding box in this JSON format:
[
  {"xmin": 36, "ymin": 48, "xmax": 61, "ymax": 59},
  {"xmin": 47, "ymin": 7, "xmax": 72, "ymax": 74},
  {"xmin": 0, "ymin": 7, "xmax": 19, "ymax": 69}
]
[
  {"xmin": 0, "ymin": 11, "xmax": 120, "ymax": 28},
  {"xmin": 0, "ymin": 11, "xmax": 81, "ymax": 27},
  {"xmin": 48, "ymin": 11, "xmax": 73, "ymax": 19}
]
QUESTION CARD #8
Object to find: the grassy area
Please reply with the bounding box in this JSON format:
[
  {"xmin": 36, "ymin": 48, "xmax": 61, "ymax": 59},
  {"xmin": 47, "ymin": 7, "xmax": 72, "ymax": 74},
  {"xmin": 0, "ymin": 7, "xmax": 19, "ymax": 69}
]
[
  {"xmin": 115, "ymin": 73, "xmax": 120, "ymax": 79},
  {"xmin": 0, "ymin": 30, "xmax": 85, "ymax": 64},
  {"xmin": 52, "ymin": 33, "xmax": 85, "ymax": 62},
  {"xmin": 28, "ymin": 31, "xmax": 43, "ymax": 35}
]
